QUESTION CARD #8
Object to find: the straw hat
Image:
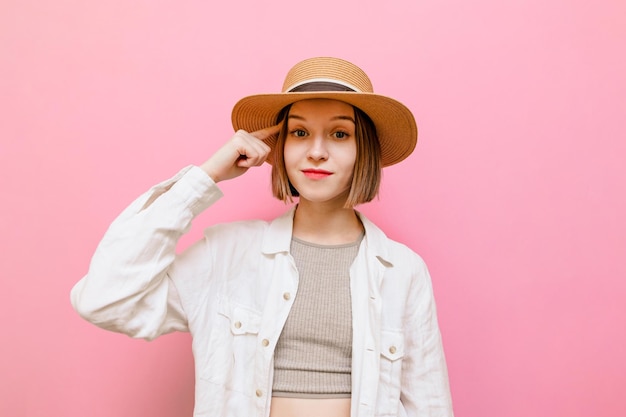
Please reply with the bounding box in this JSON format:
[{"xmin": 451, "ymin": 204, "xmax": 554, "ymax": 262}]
[{"xmin": 231, "ymin": 57, "xmax": 417, "ymax": 167}]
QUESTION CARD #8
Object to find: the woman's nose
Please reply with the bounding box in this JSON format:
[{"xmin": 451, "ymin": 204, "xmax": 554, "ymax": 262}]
[{"xmin": 306, "ymin": 136, "xmax": 329, "ymax": 161}]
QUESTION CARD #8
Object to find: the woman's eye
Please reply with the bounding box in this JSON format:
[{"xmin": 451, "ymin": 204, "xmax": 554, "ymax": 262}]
[
  {"xmin": 291, "ymin": 129, "xmax": 307, "ymax": 137},
  {"xmin": 334, "ymin": 131, "xmax": 349, "ymax": 139}
]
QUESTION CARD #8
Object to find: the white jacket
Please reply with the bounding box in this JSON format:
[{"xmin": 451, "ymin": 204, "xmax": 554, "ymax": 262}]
[{"xmin": 71, "ymin": 166, "xmax": 453, "ymax": 417}]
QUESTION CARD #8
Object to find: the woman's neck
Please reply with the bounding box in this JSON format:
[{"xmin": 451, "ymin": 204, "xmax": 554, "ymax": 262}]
[{"xmin": 292, "ymin": 199, "xmax": 364, "ymax": 245}]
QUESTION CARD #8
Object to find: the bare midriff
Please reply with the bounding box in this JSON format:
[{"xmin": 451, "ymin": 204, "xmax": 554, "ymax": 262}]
[{"xmin": 270, "ymin": 397, "xmax": 351, "ymax": 417}]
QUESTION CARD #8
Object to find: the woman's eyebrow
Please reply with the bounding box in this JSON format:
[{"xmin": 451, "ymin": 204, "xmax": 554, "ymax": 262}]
[{"xmin": 332, "ymin": 115, "xmax": 356, "ymax": 124}]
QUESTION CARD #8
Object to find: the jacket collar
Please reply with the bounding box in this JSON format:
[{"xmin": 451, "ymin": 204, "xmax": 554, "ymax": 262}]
[
  {"xmin": 261, "ymin": 207, "xmax": 296, "ymax": 254},
  {"xmin": 261, "ymin": 207, "xmax": 393, "ymax": 266},
  {"xmin": 356, "ymin": 211, "xmax": 393, "ymax": 267}
]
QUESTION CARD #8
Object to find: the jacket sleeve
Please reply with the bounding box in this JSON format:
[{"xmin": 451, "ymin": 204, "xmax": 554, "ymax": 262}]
[
  {"xmin": 70, "ymin": 166, "xmax": 223, "ymax": 340},
  {"xmin": 400, "ymin": 255, "xmax": 454, "ymax": 416}
]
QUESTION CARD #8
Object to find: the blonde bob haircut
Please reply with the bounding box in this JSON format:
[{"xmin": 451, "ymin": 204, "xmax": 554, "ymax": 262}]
[{"xmin": 271, "ymin": 103, "xmax": 382, "ymax": 208}]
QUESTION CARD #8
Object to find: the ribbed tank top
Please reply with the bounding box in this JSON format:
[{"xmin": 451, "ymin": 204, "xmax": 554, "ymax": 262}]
[{"xmin": 272, "ymin": 234, "xmax": 362, "ymax": 398}]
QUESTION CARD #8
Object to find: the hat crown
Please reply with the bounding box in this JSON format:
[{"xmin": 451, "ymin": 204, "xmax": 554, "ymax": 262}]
[{"xmin": 281, "ymin": 57, "xmax": 374, "ymax": 93}]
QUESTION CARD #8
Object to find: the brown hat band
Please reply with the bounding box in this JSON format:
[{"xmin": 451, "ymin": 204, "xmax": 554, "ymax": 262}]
[{"xmin": 288, "ymin": 81, "xmax": 356, "ymax": 93}]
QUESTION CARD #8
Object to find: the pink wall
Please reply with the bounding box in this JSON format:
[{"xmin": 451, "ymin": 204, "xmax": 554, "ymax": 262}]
[{"xmin": 2, "ymin": 1, "xmax": 625, "ymax": 416}]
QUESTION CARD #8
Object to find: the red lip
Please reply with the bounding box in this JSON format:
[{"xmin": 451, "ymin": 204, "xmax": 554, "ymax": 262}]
[{"xmin": 301, "ymin": 168, "xmax": 332, "ymax": 179}]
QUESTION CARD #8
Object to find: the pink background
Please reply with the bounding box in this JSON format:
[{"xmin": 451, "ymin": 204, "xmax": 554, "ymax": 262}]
[{"xmin": 1, "ymin": 1, "xmax": 625, "ymax": 416}]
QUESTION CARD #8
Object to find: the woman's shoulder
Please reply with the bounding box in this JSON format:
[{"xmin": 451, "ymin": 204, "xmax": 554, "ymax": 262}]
[
  {"xmin": 359, "ymin": 219, "xmax": 429, "ymax": 284},
  {"xmin": 204, "ymin": 217, "xmax": 271, "ymax": 235},
  {"xmin": 359, "ymin": 214, "xmax": 426, "ymax": 263},
  {"xmin": 202, "ymin": 208, "xmax": 294, "ymax": 245},
  {"xmin": 385, "ymin": 237, "xmax": 428, "ymax": 271}
]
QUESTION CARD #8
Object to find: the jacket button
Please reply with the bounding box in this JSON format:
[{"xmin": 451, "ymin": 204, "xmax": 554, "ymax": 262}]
[
  {"xmin": 283, "ymin": 292, "xmax": 291, "ymax": 300},
  {"xmin": 262, "ymin": 339, "xmax": 270, "ymax": 347},
  {"xmin": 255, "ymin": 389, "xmax": 263, "ymax": 397},
  {"xmin": 234, "ymin": 321, "xmax": 242, "ymax": 329},
  {"xmin": 389, "ymin": 346, "xmax": 397, "ymax": 354}
]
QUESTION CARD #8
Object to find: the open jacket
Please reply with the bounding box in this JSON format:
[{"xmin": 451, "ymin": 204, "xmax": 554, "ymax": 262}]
[{"xmin": 71, "ymin": 166, "xmax": 453, "ymax": 417}]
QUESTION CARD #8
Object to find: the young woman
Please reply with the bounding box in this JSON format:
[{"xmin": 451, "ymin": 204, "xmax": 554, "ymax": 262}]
[{"xmin": 71, "ymin": 57, "xmax": 454, "ymax": 417}]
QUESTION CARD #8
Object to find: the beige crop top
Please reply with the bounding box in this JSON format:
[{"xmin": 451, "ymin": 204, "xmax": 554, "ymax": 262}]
[{"xmin": 271, "ymin": 234, "xmax": 363, "ymax": 398}]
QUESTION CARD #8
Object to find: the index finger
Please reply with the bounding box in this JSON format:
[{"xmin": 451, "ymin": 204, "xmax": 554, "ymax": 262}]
[{"xmin": 250, "ymin": 122, "xmax": 282, "ymax": 141}]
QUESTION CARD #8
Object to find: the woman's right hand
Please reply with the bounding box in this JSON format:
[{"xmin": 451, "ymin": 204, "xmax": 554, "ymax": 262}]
[{"xmin": 200, "ymin": 125, "xmax": 280, "ymax": 183}]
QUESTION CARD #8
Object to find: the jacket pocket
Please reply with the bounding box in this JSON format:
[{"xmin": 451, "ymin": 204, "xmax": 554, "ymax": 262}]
[
  {"xmin": 219, "ymin": 297, "xmax": 262, "ymax": 336},
  {"xmin": 376, "ymin": 329, "xmax": 405, "ymax": 416},
  {"xmin": 203, "ymin": 297, "xmax": 262, "ymax": 395}
]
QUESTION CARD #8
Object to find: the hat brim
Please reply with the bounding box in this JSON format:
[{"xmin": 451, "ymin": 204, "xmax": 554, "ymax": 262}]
[{"xmin": 231, "ymin": 92, "xmax": 417, "ymax": 167}]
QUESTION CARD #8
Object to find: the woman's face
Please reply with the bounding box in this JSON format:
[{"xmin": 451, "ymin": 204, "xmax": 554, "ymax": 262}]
[{"xmin": 283, "ymin": 99, "xmax": 357, "ymax": 206}]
